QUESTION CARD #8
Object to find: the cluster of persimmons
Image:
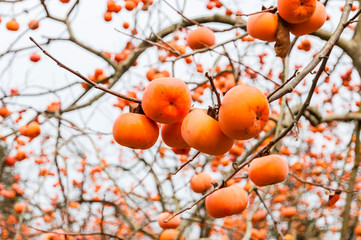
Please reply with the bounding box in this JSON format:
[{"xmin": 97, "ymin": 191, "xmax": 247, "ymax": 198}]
[
  {"xmin": 247, "ymin": 0, "xmax": 327, "ymax": 42},
  {"xmin": 111, "ymin": 26, "xmax": 290, "ymax": 235}
]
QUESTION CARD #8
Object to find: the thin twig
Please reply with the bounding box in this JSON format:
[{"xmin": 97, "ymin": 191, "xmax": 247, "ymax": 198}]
[
  {"xmin": 29, "ymin": 37, "xmax": 141, "ymax": 103},
  {"xmin": 172, "ymin": 151, "xmax": 200, "ymax": 175},
  {"xmin": 205, "ymin": 72, "xmax": 221, "ymax": 107}
]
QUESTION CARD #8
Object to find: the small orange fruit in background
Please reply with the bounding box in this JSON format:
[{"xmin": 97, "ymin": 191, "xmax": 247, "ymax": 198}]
[
  {"xmin": 6, "ymin": 19, "xmax": 20, "ymax": 31},
  {"xmin": 181, "ymin": 109, "xmax": 234, "ymax": 155},
  {"xmin": 13, "ymin": 202, "xmax": 26, "ymax": 213},
  {"xmin": 142, "ymin": 77, "xmax": 192, "ymax": 124},
  {"xmin": 104, "ymin": 11, "xmax": 112, "ymax": 22},
  {"xmin": 246, "ymin": 12, "xmax": 278, "ymax": 42},
  {"xmin": 278, "ymin": 0, "xmax": 316, "ymax": 23},
  {"xmin": 19, "ymin": 122, "xmax": 41, "ymax": 139},
  {"xmin": 186, "ymin": 27, "xmax": 215, "ymax": 50},
  {"xmin": 125, "ymin": 0, "xmax": 137, "ymax": 11},
  {"xmin": 280, "ymin": 206, "xmax": 298, "ymax": 217},
  {"xmin": 355, "ymin": 225, "xmax": 361, "ymax": 235},
  {"xmin": 205, "ymin": 184, "xmax": 248, "ymax": 218},
  {"xmin": 0, "ymin": 106, "xmax": 11, "ymax": 118},
  {"xmin": 161, "ymin": 121, "xmax": 190, "ymax": 149},
  {"xmin": 157, "ymin": 212, "xmax": 181, "ymax": 229},
  {"xmin": 30, "ymin": 53, "xmax": 41, "ymax": 62},
  {"xmin": 248, "ymin": 154, "xmax": 289, "ymax": 187},
  {"xmin": 28, "ymin": 19, "xmax": 39, "ymax": 30},
  {"xmin": 159, "ymin": 229, "xmax": 182, "ymax": 240},
  {"xmin": 289, "ymin": 1, "xmax": 326, "ymax": 36},
  {"xmin": 219, "ymin": 84, "xmax": 269, "ymax": 140},
  {"xmin": 112, "ymin": 112, "xmax": 159, "ymax": 149},
  {"xmin": 190, "ymin": 172, "xmax": 213, "ymax": 193}
]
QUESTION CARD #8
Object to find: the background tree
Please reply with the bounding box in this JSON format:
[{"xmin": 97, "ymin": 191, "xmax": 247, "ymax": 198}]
[{"xmin": 0, "ymin": 0, "xmax": 361, "ymax": 239}]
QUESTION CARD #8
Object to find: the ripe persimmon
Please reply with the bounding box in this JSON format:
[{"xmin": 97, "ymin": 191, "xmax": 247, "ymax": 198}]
[
  {"xmin": 13, "ymin": 202, "xmax": 26, "ymax": 213},
  {"xmin": 355, "ymin": 225, "xmax": 361, "ymax": 235},
  {"xmin": 28, "ymin": 19, "xmax": 39, "ymax": 30},
  {"xmin": 289, "ymin": 1, "xmax": 326, "ymax": 36},
  {"xmin": 205, "ymin": 184, "xmax": 248, "ymax": 218},
  {"xmin": 248, "ymin": 155, "xmax": 289, "ymax": 187},
  {"xmin": 219, "ymin": 84, "xmax": 269, "ymax": 140},
  {"xmin": 6, "ymin": 19, "xmax": 20, "ymax": 31},
  {"xmin": 142, "ymin": 77, "xmax": 192, "ymax": 124},
  {"xmin": 0, "ymin": 106, "xmax": 11, "ymax": 118},
  {"xmin": 246, "ymin": 12, "xmax": 278, "ymax": 42},
  {"xmin": 19, "ymin": 122, "xmax": 41, "ymax": 139},
  {"xmin": 186, "ymin": 27, "xmax": 215, "ymax": 50},
  {"xmin": 30, "ymin": 53, "xmax": 41, "ymax": 62},
  {"xmin": 161, "ymin": 121, "xmax": 190, "ymax": 149},
  {"xmin": 112, "ymin": 112, "xmax": 159, "ymax": 149},
  {"xmin": 125, "ymin": 0, "xmax": 137, "ymax": 11},
  {"xmin": 190, "ymin": 172, "xmax": 213, "ymax": 193},
  {"xmin": 278, "ymin": 0, "xmax": 316, "ymax": 23},
  {"xmin": 104, "ymin": 11, "xmax": 112, "ymax": 22},
  {"xmin": 157, "ymin": 212, "xmax": 181, "ymax": 229},
  {"xmin": 159, "ymin": 229, "xmax": 181, "ymax": 240},
  {"xmin": 280, "ymin": 206, "xmax": 298, "ymax": 217},
  {"xmin": 181, "ymin": 109, "xmax": 234, "ymax": 155}
]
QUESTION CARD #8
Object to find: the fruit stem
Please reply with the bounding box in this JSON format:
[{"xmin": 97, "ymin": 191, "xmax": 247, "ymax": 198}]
[
  {"xmin": 131, "ymin": 104, "xmax": 145, "ymax": 114},
  {"xmin": 205, "ymin": 72, "xmax": 222, "ymax": 109}
]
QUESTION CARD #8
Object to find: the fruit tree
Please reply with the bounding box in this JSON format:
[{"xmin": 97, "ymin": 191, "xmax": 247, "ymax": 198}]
[{"xmin": 1, "ymin": 0, "xmax": 361, "ymax": 239}]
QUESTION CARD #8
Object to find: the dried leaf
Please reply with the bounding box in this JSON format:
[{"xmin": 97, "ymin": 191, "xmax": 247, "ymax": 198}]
[
  {"xmin": 328, "ymin": 191, "xmax": 341, "ymax": 207},
  {"xmin": 274, "ymin": 15, "xmax": 290, "ymax": 58}
]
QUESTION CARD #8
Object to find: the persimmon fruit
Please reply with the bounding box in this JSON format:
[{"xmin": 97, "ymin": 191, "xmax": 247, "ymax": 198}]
[
  {"xmin": 205, "ymin": 184, "xmax": 248, "ymax": 218},
  {"xmin": 280, "ymin": 206, "xmax": 298, "ymax": 217},
  {"xmin": 104, "ymin": 11, "xmax": 112, "ymax": 22},
  {"xmin": 246, "ymin": 12, "xmax": 278, "ymax": 42},
  {"xmin": 0, "ymin": 106, "xmax": 11, "ymax": 118},
  {"xmin": 28, "ymin": 19, "xmax": 39, "ymax": 30},
  {"xmin": 112, "ymin": 112, "xmax": 159, "ymax": 149},
  {"xmin": 181, "ymin": 109, "xmax": 234, "ymax": 155},
  {"xmin": 30, "ymin": 53, "xmax": 41, "ymax": 62},
  {"xmin": 161, "ymin": 121, "xmax": 190, "ymax": 149},
  {"xmin": 20, "ymin": 122, "xmax": 41, "ymax": 139},
  {"xmin": 125, "ymin": 0, "xmax": 137, "ymax": 11},
  {"xmin": 248, "ymin": 154, "xmax": 289, "ymax": 187},
  {"xmin": 157, "ymin": 212, "xmax": 181, "ymax": 229},
  {"xmin": 289, "ymin": 1, "xmax": 326, "ymax": 36},
  {"xmin": 186, "ymin": 27, "xmax": 215, "ymax": 50},
  {"xmin": 142, "ymin": 77, "xmax": 192, "ymax": 124},
  {"xmin": 159, "ymin": 229, "xmax": 181, "ymax": 240},
  {"xmin": 190, "ymin": 172, "xmax": 213, "ymax": 193},
  {"xmin": 277, "ymin": 0, "xmax": 316, "ymax": 23},
  {"xmin": 6, "ymin": 19, "xmax": 20, "ymax": 31},
  {"xmin": 355, "ymin": 225, "xmax": 361, "ymax": 235},
  {"xmin": 219, "ymin": 84, "xmax": 269, "ymax": 140}
]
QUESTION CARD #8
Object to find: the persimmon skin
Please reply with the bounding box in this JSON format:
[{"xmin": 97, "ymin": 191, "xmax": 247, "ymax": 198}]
[
  {"xmin": 219, "ymin": 85, "xmax": 269, "ymax": 140},
  {"xmin": 205, "ymin": 185, "xmax": 248, "ymax": 218},
  {"xmin": 157, "ymin": 212, "xmax": 181, "ymax": 229},
  {"xmin": 248, "ymin": 154, "xmax": 289, "ymax": 187},
  {"xmin": 247, "ymin": 12, "xmax": 278, "ymax": 42},
  {"xmin": 181, "ymin": 109, "xmax": 234, "ymax": 155},
  {"xmin": 278, "ymin": 0, "xmax": 316, "ymax": 23},
  {"xmin": 142, "ymin": 78, "xmax": 192, "ymax": 124},
  {"xmin": 161, "ymin": 121, "xmax": 190, "ymax": 149},
  {"xmin": 289, "ymin": 1, "xmax": 326, "ymax": 36},
  {"xmin": 112, "ymin": 113, "xmax": 159, "ymax": 149},
  {"xmin": 187, "ymin": 27, "xmax": 216, "ymax": 50},
  {"xmin": 190, "ymin": 172, "xmax": 213, "ymax": 193}
]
